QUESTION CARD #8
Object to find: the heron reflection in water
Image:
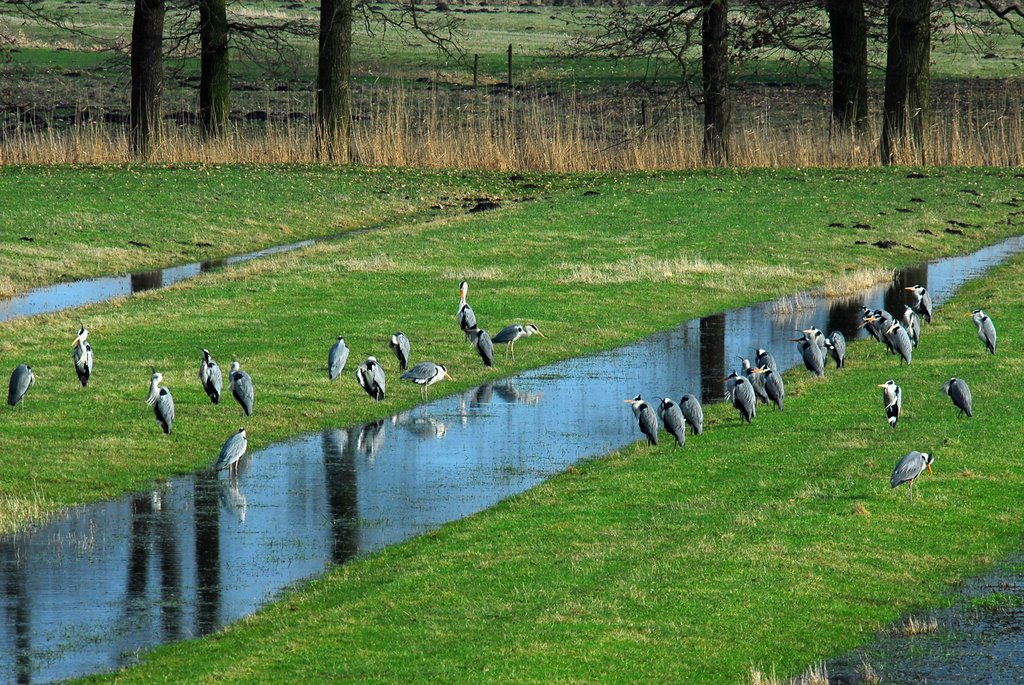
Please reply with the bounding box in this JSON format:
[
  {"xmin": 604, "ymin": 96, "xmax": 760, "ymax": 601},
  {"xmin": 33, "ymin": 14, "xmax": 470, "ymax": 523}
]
[{"xmin": 217, "ymin": 478, "xmax": 248, "ymax": 523}]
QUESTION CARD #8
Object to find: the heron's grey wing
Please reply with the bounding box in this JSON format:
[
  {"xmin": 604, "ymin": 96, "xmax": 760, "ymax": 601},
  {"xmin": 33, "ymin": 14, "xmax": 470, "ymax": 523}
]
[
  {"xmin": 73, "ymin": 344, "xmax": 88, "ymax": 370},
  {"xmin": 748, "ymin": 371, "xmax": 769, "ymax": 403},
  {"xmin": 492, "ymin": 324, "xmax": 521, "ymax": 344},
  {"xmin": 983, "ymin": 317, "xmax": 996, "ymax": 353},
  {"xmin": 199, "ymin": 359, "xmax": 209, "ymax": 384},
  {"xmin": 85, "ymin": 345, "xmax": 94, "ymax": 376},
  {"xmin": 477, "ymin": 330, "xmax": 494, "ymax": 367},
  {"xmin": 402, "ymin": 362, "xmax": 437, "ymax": 381},
  {"xmin": 922, "ymin": 291, "xmax": 933, "ymax": 320},
  {"xmin": 399, "ymin": 336, "xmax": 411, "ymax": 366},
  {"xmin": 458, "ymin": 303, "xmax": 477, "ymax": 331},
  {"xmin": 890, "ymin": 451, "xmax": 922, "ymax": 488},
  {"xmin": 155, "ymin": 389, "xmax": 175, "ymax": 433},
  {"xmin": 208, "ymin": 363, "xmax": 223, "ymax": 398},
  {"xmin": 8, "ymin": 365, "xmax": 30, "ymax": 405},
  {"xmin": 663, "ymin": 405, "xmax": 686, "ymax": 446},
  {"xmin": 766, "ymin": 372, "xmax": 784, "ymax": 410},
  {"xmin": 736, "ymin": 381, "xmax": 756, "ymax": 419},
  {"xmin": 639, "ymin": 405, "xmax": 659, "ymax": 445},
  {"xmin": 831, "ymin": 332, "xmax": 846, "ymax": 363},
  {"xmin": 952, "ymin": 380, "xmax": 972, "ymax": 416},
  {"xmin": 328, "ymin": 342, "xmax": 349, "ymax": 380},
  {"xmin": 894, "ymin": 328, "xmax": 912, "ymax": 364},
  {"xmin": 235, "ymin": 372, "xmax": 254, "ymax": 415},
  {"xmin": 216, "ymin": 432, "xmax": 247, "ymax": 470},
  {"xmin": 680, "ymin": 396, "xmax": 704, "ymax": 434},
  {"xmin": 371, "ymin": 364, "xmax": 386, "ymax": 397}
]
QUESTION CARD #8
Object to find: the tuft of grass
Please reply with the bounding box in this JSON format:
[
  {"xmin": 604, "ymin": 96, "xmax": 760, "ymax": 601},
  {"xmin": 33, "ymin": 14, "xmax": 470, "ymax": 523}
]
[
  {"xmin": 894, "ymin": 616, "xmax": 940, "ymax": 637},
  {"xmin": 851, "ymin": 502, "xmax": 871, "ymax": 517},
  {"xmin": 970, "ymin": 592, "xmax": 1024, "ymax": 611},
  {"xmin": 749, "ymin": 661, "xmax": 830, "ymax": 685},
  {"xmin": 820, "ymin": 268, "xmax": 894, "ymax": 298}
]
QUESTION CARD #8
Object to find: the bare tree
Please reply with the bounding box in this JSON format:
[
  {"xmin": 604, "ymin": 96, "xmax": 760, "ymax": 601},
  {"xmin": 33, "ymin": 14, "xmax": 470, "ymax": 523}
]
[
  {"xmin": 199, "ymin": 0, "xmax": 229, "ymax": 138},
  {"xmin": 131, "ymin": 0, "xmax": 166, "ymax": 159},
  {"xmin": 827, "ymin": 0, "xmax": 869, "ymax": 130},
  {"xmin": 317, "ymin": 0, "xmax": 354, "ymax": 162},
  {"xmin": 702, "ymin": 0, "xmax": 730, "ymax": 163},
  {"xmin": 881, "ymin": 0, "xmax": 932, "ymax": 164}
]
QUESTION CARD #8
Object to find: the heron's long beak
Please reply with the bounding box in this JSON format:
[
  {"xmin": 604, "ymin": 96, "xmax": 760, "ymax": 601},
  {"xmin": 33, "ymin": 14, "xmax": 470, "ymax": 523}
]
[
  {"xmin": 926, "ymin": 463, "xmax": 934, "ymax": 476},
  {"xmin": 623, "ymin": 399, "xmax": 635, "ymax": 404},
  {"xmin": 877, "ymin": 383, "xmax": 887, "ymax": 388},
  {"xmin": 904, "ymin": 287, "xmax": 914, "ymax": 291},
  {"xmin": 964, "ymin": 312, "xmax": 974, "ymax": 318},
  {"xmin": 789, "ymin": 337, "xmax": 804, "ymax": 342},
  {"xmin": 72, "ymin": 335, "xmax": 83, "ymax": 348},
  {"xmin": 536, "ymin": 331, "xmax": 546, "ymax": 338},
  {"xmin": 886, "ymin": 322, "xmax": 898, "ymax": 334},
  {"xmin": 750, "ymin": 368, "xmax": 765, "ymax": 374},
  {"xmin": 444, "ymin": 372, "xmax": 455, "ymax": 382}
]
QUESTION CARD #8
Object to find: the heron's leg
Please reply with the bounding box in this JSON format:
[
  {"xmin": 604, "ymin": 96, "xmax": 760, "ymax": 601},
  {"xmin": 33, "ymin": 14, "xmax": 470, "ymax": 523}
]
[{"xmin": 909, "ymin": 479, "xmax": 914, "ymax": 501}]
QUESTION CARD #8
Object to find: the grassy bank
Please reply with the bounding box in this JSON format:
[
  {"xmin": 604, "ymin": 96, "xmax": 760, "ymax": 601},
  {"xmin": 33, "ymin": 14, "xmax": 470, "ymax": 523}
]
[
  {"xmin": 1, "ymin": 166, "xmax": 1022, "ymax": 532},
  {"xmin": 0, "ymin": 165, "xmax": 526, "ymax": 298},
  {"xmin": 87, "ymin": 208, "xmax": 1024, "ymax": 684}
]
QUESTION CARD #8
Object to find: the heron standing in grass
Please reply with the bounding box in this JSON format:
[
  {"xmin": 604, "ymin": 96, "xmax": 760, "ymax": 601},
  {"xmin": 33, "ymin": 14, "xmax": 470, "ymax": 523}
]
[
  {"xmin": 215, "ymin": 427, "xmax": 248, "ymax": 475},
  {"xmin": 7, "ymin": 364, "xmax": 34, "ymax": 407},
  {"xmin": 884, "ymin": 320, "xmax": 913, "ymax": 366},
  {"xmin": 467, "ymin": 328, "xmax": 495, "ymax": 368},
  {"xmin": 740, "ymin": 357, "xmax": 769, "ymax": 405},
  {"xmin": 680, "ymin": 394, "xmax": 704, "ymax": 435},
  {"xmin": 356, "ymin": 357, "xmax": 386, "ymax": 401},
  {"xmin": 229, "ymin": 360, "xmax": 254, "ymax": 416},
  {"xmin": 726, "ymin": 371, "xmax": 756, "ymax": 423},
  {"xmin": 751, "ymin": 365, "xmax": 784, "ymax": 411},
  {"xmin": 625, "ymin": 395, "xmax": 658, "ymax": 445},
  {"xmin": 401, "ymin": 362, "xmax": 454, "ymax": 400},
  {"xmin": 146, "ymin": 371, "xmax": 175, "ymax": 434},
  {"xmin": 328, "ymin": 336, "xmax": 350, "ymax": 380},
  {"xmin": 902, "ymin": 306, "xmax": 920, "ymax": 348},
  {"xmin": 657, "ymin": 397, "xmax": 686, "ymax": 447},
  {"xmin": 968, "ymin": 309, "xmax": 996, "ymax": 354},
  {"xmin": 492, "ymin": 323, "xmax": 545, "ymax": 362},
  {"xmin": 942, "ymin": 377, "xmax": 973, "ymax": 417},
  {"xmin": 826, "ymin": 331, "xmax": 846, "ymax": 369},
  {"xmin": 72, "ymin": 326, "xmax": 94, "ymax": 387},
  {"xmin": 389, "ymin": 332, "xmax": 411, "ymax": 371},
  {"xmin": 199, "ymin": 348, "xmax": 222, "ymax": 403},
  {"xmin": 879, "ymin": 379, "xmax": 902, "ymax": 428},
  {"xmin": 906, "ymin": 284, "xmax": 933, "ymax": 323},
  {"xmin": 792, "ymin": 333, "xmax": 825, "ymax": 377},
  {"xmin": 890, "ymin": 450, "xmax": 933, "ymax": 501},
  {"xmin": 457, "ymin": 281, "xmax": 477, "ymax": 340}
]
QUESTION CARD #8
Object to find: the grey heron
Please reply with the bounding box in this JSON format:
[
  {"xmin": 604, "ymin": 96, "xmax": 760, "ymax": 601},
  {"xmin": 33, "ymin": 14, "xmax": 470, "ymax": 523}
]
[
  {"xmin": 825, "ymin": 331, "xmax": 846, "ymax": 369},
  {"xmin": 726, "ymin": 371, "xmax": 756, "ymax": 423},
  {"xmin": 860, "ymin": 307, "xmax": 884, "ymax": 343},
  {"xmin": 401, "ymin": 361, "xmax": 454, "ymax": 400},
  {"xmin": 905, "ymin": 284, "xmax": 932, "ymax": 323},
  {"xmin": 801, "ymin": 326, "xmax": 827, "ymax": 354},
  {"xmin": 356, "ymin": 357, "xmax": 386, "ymax": 401},
  {"xmin": 656, "ymin": 397, "xmax": 686, "ymax": 447},
  {"xmin": 7, "ymin": 364, "xmax": 34, "ymax": 407},
  {"xmin": 901, "ymin": 306, "xmax": 920, "ymax": 349},
  {"xmin": 328, "ymin": 336, "xmax": 350, "ymax": 380},
  {"xmin": 492, "ymin": 323, "xmax": 545, "ymax": 362},
  {"xmin": 146, "ymin": 371, "xmax": 175, "ymax": 434},
  {"xmin": 229, "ymin": 360, "xmax": 254, "ymax": 416},
  {"xmin": 942, "ymin": 377, "xmax": 973, "ymax": 417},
  {"xmin": 467, "ymin": 328, "xmax": 495, "ymax": 368},
  {"xmin": 755, "ymin": 348, "xmax": 777, "ymax": 373},
  {"xmin": 214, "ymin": 427, "xmax": 248, "ymax": 475},
  {"xmin": 198, "ymin": 348, "xmax": 222, "ymax": 404},
  {"xmin": 884, "ymin": 320, "xmax": 913, "ymax": 366},
  {"xmin": 680, "ymin": 394, "xmax": 704, "ymax": 435},
  {"xmin": 751, "ymin": 364, "xmax": 784, "ymax": 411},
  {"xmin": 890, "ymin": 450, "xmax": 933, "ymax": 500},
  {"xmin": 968, "ymin": 309, "xmax": 996, "ymax": 355},
  {"xmin": 792, "ymin": 333, "xmax": 825, "ymax": 377},
  {"xmin": 389, "ymin": 332, "xmax": 411, "ymax": 371},
  {"xmin": 457, "ymin": 281, "xmax": 477, "ymax": 340},
  {"xmin": 740, "ymin": 357, "xmax": 769, "ymax": 404},
  {"xmin": 72, "ymin": 325, "xmax": 93, "ymax": 387},
  {"xmin": 879, "ymin": 379, "xmax": 902, "ymax": 428},
  {"xmin": 625, "ymin": 395, "xmax": 658, "ymax": 445}
]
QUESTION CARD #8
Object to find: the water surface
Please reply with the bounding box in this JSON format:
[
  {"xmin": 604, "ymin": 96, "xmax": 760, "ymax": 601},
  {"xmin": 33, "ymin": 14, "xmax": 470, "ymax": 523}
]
[{"xmin": 3, "ymin": 236, "xmax": 1024, "ymax": 682}]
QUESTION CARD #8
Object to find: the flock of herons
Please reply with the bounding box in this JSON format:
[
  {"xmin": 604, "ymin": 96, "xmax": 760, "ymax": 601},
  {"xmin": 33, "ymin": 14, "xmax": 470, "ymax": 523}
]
[
  {"xmin": 625, "ymin": 284, "xmax": 998, "ymax": 500},
  {"xmin": 5, "ymin": 281, "xmax": 547, "ymax": 476}
]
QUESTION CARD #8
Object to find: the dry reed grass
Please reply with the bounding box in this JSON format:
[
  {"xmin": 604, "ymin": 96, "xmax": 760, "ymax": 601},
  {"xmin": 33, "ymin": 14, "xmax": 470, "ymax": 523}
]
[
  {"xmin": 1, "ymin": 86, "xmax": 1022, "ymax": 169},
  {"xmin": 894, "ymin": 615, "xmax": 940, "ymax": 636},
  {"xmin": 749, "ymin": 661, "xmax": 829, "ymax": 685},
  {"xmin": 556, "ymin": 256, "xmax": 797, "ymax": 285},
  {"xmin": 820, "ymin": 268, "xmax": 894, "ymax": 298}
]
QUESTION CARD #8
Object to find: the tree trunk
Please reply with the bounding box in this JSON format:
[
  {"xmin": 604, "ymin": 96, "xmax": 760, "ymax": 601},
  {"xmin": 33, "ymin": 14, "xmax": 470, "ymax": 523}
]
[
  {"xmin": 701, "ymin": 0, "xmax": 730, "ymax": 165},
  {"xmin": 317, "ymin": 0, "xmax": 353, "ymax": 162},
  {"xmin": 881, "ymin": 0, "xmax": 931, "ymax": 165},
  {"xmin": 130, "ymin": 0, "xmax": 165, "ymax": 159},
  {"xmin": 827, "ymin": 0, "xmax": 868, "ymax": 131},
  {"xmin": 199, "ymin": 0, "xmax": 229, "ymax": 139}
]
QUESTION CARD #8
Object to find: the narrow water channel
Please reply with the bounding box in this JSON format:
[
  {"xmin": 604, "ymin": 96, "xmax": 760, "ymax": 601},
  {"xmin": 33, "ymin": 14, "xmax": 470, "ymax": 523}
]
[{"xmin": 2, "ymin": 236, "xmax": 1024, "ymax": 682}]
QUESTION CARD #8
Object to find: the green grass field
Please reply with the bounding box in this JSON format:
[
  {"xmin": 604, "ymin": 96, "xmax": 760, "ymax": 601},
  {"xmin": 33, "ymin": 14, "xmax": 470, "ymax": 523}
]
[
  {"xmin": 69, "ymin": 178, "xmax": 1024, "ymax": 683},
  {"xmin": 0, "ymin": 164, "xmax": 1021, "ymax": 682}
]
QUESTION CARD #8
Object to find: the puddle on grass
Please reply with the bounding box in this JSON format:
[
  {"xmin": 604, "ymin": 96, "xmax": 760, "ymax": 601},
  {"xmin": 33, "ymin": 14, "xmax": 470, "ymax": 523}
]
[
  {"xmin": 3, "ymin": 235, "xmax": 1024, "ymax": 682},
  {"xmin": 0, "ymin": 238, "xmax": 323, "ymax": 323},
  {"xmin": 826, "ymin": 554, "xmax": 1024, "ymax": 684}
]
